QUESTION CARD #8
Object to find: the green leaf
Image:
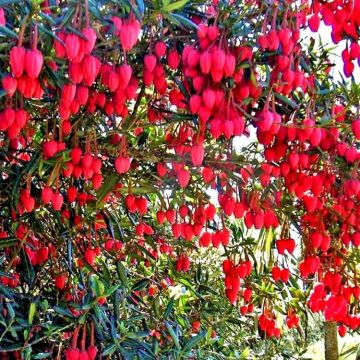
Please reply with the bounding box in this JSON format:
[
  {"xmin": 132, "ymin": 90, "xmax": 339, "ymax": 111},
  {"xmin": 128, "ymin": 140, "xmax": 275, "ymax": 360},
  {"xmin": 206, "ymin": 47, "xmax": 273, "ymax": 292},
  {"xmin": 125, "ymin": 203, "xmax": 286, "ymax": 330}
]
[
  {"xmin": 102, "ymin": 344, "xmax": 118, "ymax": 356},
  {"xmin": 182, "ymin": 331, "xmax": 207, "ymax": 353},
  {"xmin": 0, "ymin": 89, "xmax": 9, "ymax": 99},
  {"xmin": 7, "ymin": 302, "xmax": 15, "ymax": 319},
  {"xmin": 38, "ymin": 23, "xmax": 65, "ymax": 45},
  {"xmin": 96, "ymin": 173, "xmax": 120, "ymax": 206},
  {"xmin": 0, "ymin": 25, "xmax": 18, "ymax": 39},
  {"xmin": 28, "ymin": 303, "xmax": 36, "ymax": 325},
  {"xmin": 165, "ymin": 321, "xmax": 180, "ymax": 350},
  {"xmin": 136, "ymin": 0, "xmax": 145, "ymax": 15},
  {"xmin": 88, "ymin": 0, "xmax": 103, "ymax": 20},
  {"xmin": 21, "ymin": 249, "xmax": 35, "ymax": 289},
  {"xmin": 240, "ymin": 347, "xmax": 251, "ymax": 359},
  {"xmin": 0, "ymin": 0, "xmax": 22, "ymax": 6},
  {"xmin": 65, "ymin": 25, "xmax": 89, "ymax": 40},
  {"xmin": 12, "ymin": 152, "xmax": 40, "ymax": 210},
  {"xmin": 39, "ymin": 11, "xmax": 56, "ymax": 25},
  {"xmin": 32, "ymin": 353, "xmax": 53, "ymax": 359},
  {"xmin": 1, "ymin": 343, "xmax": 23, "ymax": 351},
  {"xmin": 132, "ymin": 279, "xmax": 150, "ymax": 291},
  {"xmin": 164, "ymin": 297, "xmax": 175, "ymax": 319},
  {"xmin": 274, "ymin": 93, "xmax": 299, "ymax": 109},
  {"xmin": 178, "ymin": 278, "xmax": 204, "ymax": 300},
  {"xmin": 102, "ymin": 211, "xmax": 115, "ymax": 239},
  {"xmin": 0, "ymin": 237, "xmax": 16, "ymax": 249},
  {"xmin": 116, "ymin": 261, "xmax": 129, "ymax": 288},
  {"xmin": 53, "ymin": 306, "xmax": 75, "ymax": 318},
  {"xmin": 162, "ymin": 0, "xmax": 188, "ymax": 12},
  {"xmin": 104, "ymin": 284, "xmax": 121, "ymax": 297},
  {"xmin": 171, "ymin": 13, "xmax": 198, "ymax": 29},
  {"xmin": 59, "ymin": 6, "xmax": 76, "ymax": 27},
  {"xmin": 99, "ymin": 259, "xmax": 111, "ymax": 284},
  {"xmin": 135, "ymin": 243, "xmax": 157, "ymax": 260}
]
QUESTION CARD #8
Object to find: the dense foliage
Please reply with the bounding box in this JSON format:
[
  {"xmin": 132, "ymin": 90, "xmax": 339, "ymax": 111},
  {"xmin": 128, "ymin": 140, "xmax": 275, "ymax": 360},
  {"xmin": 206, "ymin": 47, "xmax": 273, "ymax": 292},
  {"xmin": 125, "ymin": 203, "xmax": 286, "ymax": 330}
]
[{"xmin": 0, "ymin": 0, "xmax": 359, "ymax": 359}]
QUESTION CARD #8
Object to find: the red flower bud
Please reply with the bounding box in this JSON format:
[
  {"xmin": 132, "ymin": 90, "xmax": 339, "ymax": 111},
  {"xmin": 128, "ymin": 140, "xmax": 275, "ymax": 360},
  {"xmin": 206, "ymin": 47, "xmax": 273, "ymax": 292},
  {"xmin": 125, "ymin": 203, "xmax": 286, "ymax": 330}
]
[
  {"xmin": 82, "ymin": 27, "xmax": 97, "ymax": 54},
  {"xmin": 117, "ymin": 64, "xmax": 132, "ymax": 89},
  {"xmin": 24, "ymin": 50, "xmax": 43, "ymax": 78},
  {"xmin": 14, "ymin": 108, "xmax": 28, "ymax": 128},
  {"xmin": 43, "ymin": 140, "xmax": 59, "ymax": 159},
  {"xmin": 82, "ymin": 55, "xmax": 101, "ymax": 86},
  {"xmin": 19, "ymin": 190, "xmax": 35, "ymax": 212},
  {"xmin": 177, "ymin": 168, "xmax": 190, "ymax": 188},
  {"xmin": 115, "ymin": 156, "xmax": 131, "ymax": 174},
  {"xmin": 199, "ymin": 51, "xmax": 212, "ymax": 74},
  {"xmin": 67, "ymin": 186, "xmax": 77, "ymax": 203},
  {"xmin": 0, "ymin": 8, "xmax": 5, "ymax": 26},
  {"xmin": 144, "ymin": 54, "xmax": 157, "ymax": 72},
  {"xmin": 87, "ymin": 346, "xmax": 98, "ymax": 360},
  {"xmin": 76, "ymin": 86, "xmax": 89, "ymax": 105},
  {"xmin": 212, "ymin": 48, "xmax": 225, "ymax": 70},
  {"xmin": 69, "ymin": 62, "xmax": 83, "ymax": 84},
  {"xmin": 351, "ymin": 119, "xmax": 360, "ymax": 139},
  {"xmin": 41, "ymin": 187, "xmax": 53, "ymax": 204},
  {"xmin": 65, "ymin": 34, "xmax": 81, "ymax": 61},
  {"xmin": 191, "ymin": 143, "xmax": 204, "ymax": 166},
  {"xmin": 65, "ymin": 348, "xmax": 80, "ymax": 360},
  {"xmin": 167, "ymin": 49, "xmax": 180, "ymax": 69},
  {"xmin": 107, "ymin": 70, "xmax": 119, "ymax": 91},
  {"xmin": 2, "ymin": 75, "xmax": 17, "ymax": 97},
  {"xmin": 55, "ymin": 274, "xmax": 66, "ymax": 290},
  {"xmin": 154, "ymin": 41, "xmax": 167, "ymax": 58},
  {"xmin": 10, "ymin": 46, "xmax": 26, "ymax": 78},
  {"xmin": 308, "ymin": 13, "xmax": 320, "ymax": 32},
  {"xmin": 62, "ymin": 84, "xmax": 77, "ymax": 105},
  {"xmin": 51, "ymin": 192, "xmax": 64, "ymax": 211},
  {"xmin": 91, "ymin": 173, "xmax": 103, "ymax": 190},
  {"xmin": 54, "ymin": 31, "xmax": 67, "ymax": 58},
  {"xmin": 119, "ymin": 16, "xmax": 140, "ymax": 51}
]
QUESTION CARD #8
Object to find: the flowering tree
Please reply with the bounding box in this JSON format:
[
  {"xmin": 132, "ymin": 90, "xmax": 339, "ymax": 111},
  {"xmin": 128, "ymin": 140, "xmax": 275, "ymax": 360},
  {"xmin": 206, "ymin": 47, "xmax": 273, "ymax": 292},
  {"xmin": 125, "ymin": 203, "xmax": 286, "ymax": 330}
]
[{"xmin": 0, "ymin": 0, "xmax": 359, "ymax": 359}]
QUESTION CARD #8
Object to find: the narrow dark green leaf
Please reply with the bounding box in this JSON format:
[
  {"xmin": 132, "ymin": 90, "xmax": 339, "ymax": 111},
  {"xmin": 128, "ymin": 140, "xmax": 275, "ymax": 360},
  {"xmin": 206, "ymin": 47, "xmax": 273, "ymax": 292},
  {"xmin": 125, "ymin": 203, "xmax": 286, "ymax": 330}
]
[
  {"xmin": 0, "ymin": 238, "xmax": 16, "ymax": 249},
  {"xmin": 165, "ymin": 321, "xmax": 180, "ymax": 350},
  {"xmin": 65, "ymin": 235, "xmax": 73, "ymax": 272},
  {"xmin": 28, "ymin": 303, "xmax": 36, "ymax": 325},
  {"xmin": 164, "ymin": 297, "xmax": 175, "ymax": 319},
  {"xmin": 32, "ymin": 353, "xmax": 53, "ymax": 359},
  {"xmin": 0, "ymin": 90, "xmax": 8, "ymax": 99},
  {"xmin": 59, "ymin": 6, "xmax": 76, "ymax": 26},
  {"xmin": 102, "ymin": 344, "xmax": 118, "ymax": 356},
  {"xmin": 96, "ymin": 173, "xmax": 120, "ymax": 206},
  {"xmin": 53, "ymin": 306, "xmax": 75, "ymax": 318},
  {"xmin": 0, "ymin": 25, "xmax": 18, "ymax": 39},
  {"xmin": 178, "ymin": 278, "xmax": 204, "ymax": 300},
  {"xmin": 135, "ymin": 243, "xmax": 156, "ymax": 260},
  {"xmin": 162, "ymin": 0, "xmax": 188, "ymax": 12},
  {"xmin": 182, "ymin": 331, "xmax": 207, "ymax": 353},
  {"xmin": 132, "ymin": 279, "xmax": 150, "ymax": 292},
  {"xmin": 171, "ymin": 13, "xmax": 198, "ymax": 29},
  {"xmin": 88, "ymin": 0, "xmax": 103, "ymax": 20},
  {"xmin": 274, "ymin": 93, "xmax": 299, "ymax": 109},
  {"xmin": 104, "ymin": 284, "xmax": 121, "ymax": 297},
  {"xmin": 116, "ymin": 261, "xmax": 129, "ymax": 288},
  {"xmin": 136, "ymin": 0, "xmax": 145, "ymax": 15},
  {"xmin": 39, "ymin": 11, "xmax": 56, "ymax": 25},
  {"xmin": 7, "ymin": 302, "xmax": 15, "ymax": 319},
  {"xmin": 21, "ymin": 250, "xmax": 35, "ymax": 289},
  {"xmin": 65, "ymin": 25, "xmax": 89, "ymax": 40},
  {"xmin": 0, "ymin": 0, "xmax": 22, "ymax": 4},
  {"xmin": 100, "ymin": 259, "xmax": 111, "ymax": 284},
  {"xmin": 38, "ymin": 24, "xmax": 65, "ymax": 45}
]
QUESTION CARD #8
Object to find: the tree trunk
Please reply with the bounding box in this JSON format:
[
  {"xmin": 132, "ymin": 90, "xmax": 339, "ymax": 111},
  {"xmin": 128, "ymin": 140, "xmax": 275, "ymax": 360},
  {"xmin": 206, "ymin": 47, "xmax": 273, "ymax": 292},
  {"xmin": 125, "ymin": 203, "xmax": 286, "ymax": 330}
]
[{"xmin": 324, "ymin": 321, "xmax": 339, "ymax": 360}]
